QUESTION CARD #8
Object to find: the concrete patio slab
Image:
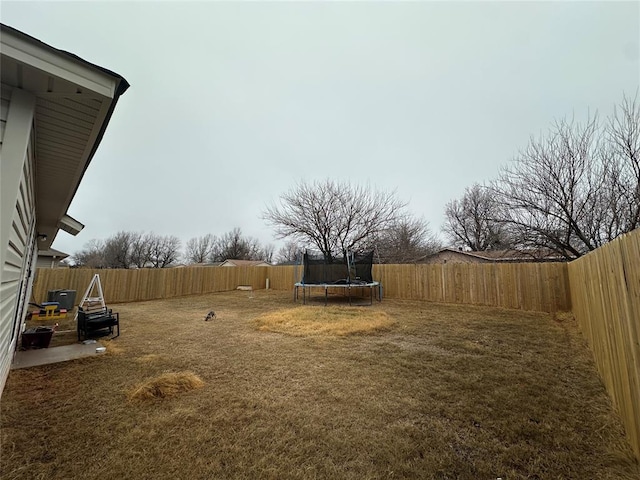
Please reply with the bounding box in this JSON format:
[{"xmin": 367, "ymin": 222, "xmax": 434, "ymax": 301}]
[{"xmin": 11, "ymin": 343, "xmax": 105, "ymax": 369}]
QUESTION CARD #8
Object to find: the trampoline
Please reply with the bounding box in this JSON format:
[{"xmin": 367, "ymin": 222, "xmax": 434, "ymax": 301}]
[{"xmin": 294, "ymin": 251, "xmax": 382, "ymax": 305}]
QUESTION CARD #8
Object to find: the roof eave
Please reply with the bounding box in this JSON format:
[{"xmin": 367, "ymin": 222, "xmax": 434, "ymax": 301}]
[{"xmin": 0, "ymin": 23, "xmax": 129, "ymax": 249}]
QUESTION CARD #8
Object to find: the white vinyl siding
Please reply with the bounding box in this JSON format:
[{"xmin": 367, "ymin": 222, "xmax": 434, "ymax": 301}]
[
  {"xmin": 0, "ymin": 93, "xmax": 37, "ymax": 395},
  {"xmin": 0, "ymin": 87, "xmax": 10, "ymax": 146},
  {"xmin": 36, "ymin": 257, "xmax": 56, "ymax": 269}
]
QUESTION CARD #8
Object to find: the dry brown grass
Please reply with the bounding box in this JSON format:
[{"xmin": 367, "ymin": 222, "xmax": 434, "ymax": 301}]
[
  {"xmin": 2, "ymin": 290, "xmax": 638, "ymax": 480},
  {"xmin": 255, "ymin": 306, "xmax": 395, "ymax": 336},
  {"xmin": 128, "ymin": 371, "xmax": 204, "ymax": 401},
  {"xmin": 134, "ymin": 353, "xmax": 163, "ymax": 363},
  {"xmin": 99, "ymin": 337, "xmax": 125, "ymax": 356}
]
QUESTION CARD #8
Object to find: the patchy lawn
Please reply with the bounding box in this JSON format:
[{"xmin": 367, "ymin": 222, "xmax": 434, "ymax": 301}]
[{"xmin": 2, "ymin": 290, "xmax": 638, "ymax": 479}]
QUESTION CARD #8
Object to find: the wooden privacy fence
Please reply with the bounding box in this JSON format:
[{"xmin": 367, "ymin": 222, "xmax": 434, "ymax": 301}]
[
  {"xmin": 568, "ymin": 229, "xmax": 640, "ymax": 460},
  {"xmin": 33, "ymin": 262, "xmax": 570, "ymax": 312},
  {"xmin": 372, "ymin": 263, "xmax": 570, "ymax": 312},
  {"xmin": 33, "ymin": 266, "xmax": 269, "ymax": 304}
]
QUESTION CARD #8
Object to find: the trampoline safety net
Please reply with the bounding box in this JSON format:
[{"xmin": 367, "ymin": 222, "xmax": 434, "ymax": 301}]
[{"xmin": 302, "ymin": 251, "xmax": 374, "ymax": 285}]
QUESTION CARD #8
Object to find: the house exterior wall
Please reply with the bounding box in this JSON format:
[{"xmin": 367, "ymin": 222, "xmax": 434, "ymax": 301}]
[
  {"xmin": 36, "ymin": 257, "xmax": 61, "ymax": 269},
  {"xmin": 422, "ymin": 250, "xmax": 492, "ymax": 264},
  {"xmin": 0, "ymin": 88, "xmax": 9, "ymax": 143},
  {"xmin": 0, "ymin": 88, "xmax": 38, "ymax": 395}
]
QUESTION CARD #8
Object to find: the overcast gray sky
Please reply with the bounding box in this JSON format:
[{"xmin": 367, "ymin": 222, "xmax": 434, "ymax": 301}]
[{"xmin": 2, "ymin": 1, "xmax": 639, "ymax": 257}]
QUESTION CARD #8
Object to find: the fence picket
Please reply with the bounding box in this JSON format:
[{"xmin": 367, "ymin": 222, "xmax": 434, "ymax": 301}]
[{"xmin": 568, "ymin": 229, "xmax": 640, "ymax": 459}]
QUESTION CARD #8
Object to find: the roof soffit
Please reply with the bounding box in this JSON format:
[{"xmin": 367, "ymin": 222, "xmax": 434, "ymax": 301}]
[{"xmin": 1, "ymin": 24, "xmax": 129, "ymax": 248}]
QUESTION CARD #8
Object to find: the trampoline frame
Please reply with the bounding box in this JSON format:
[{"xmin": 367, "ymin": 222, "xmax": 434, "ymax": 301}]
[{"xmin": 293, "ymin": 281, "xmax": 382, "ymax": 306}]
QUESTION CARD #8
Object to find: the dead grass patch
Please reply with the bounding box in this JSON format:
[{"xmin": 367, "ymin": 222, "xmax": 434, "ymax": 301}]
[
  {"xmin": 254, "ymin": 306, "xmax": 396, "ymax": 336},
  {"xmin": 128, "ymin": 371, "xmax": 204, "ymax": 401},
  {"xmin": 99, "ymin": 338, "xmax": 124, "ymax": 355},
  {"xmin": 135, "ymin": 353, "xmax": 163, "ymax": 363}
]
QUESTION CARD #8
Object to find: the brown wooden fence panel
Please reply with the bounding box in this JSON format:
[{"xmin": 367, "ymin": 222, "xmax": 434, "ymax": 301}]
[
  {"xmin": 32, "ymin": 266, "xmax": 270, "ymax": 304},
  {"xmin": 370, "ymin": 262, "xmax": 569, "ymax": 312},
  {"xmin": 265, "ymin": 265, "xmax": 299, "ymax": 291},
  {"xmin": 568, "ymin": 229, "xmax": 640, "ymax": 459},
  {"xmin": 34, "ymin": 262, "xmax": 571, "ymax": 312}
]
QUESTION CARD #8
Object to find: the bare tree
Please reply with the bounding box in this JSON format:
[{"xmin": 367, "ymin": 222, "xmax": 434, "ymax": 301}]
[
  {"xmin": 602, "ymin": 93, "xmax": 640, "ymax": 236},
  {"xmin": 263, "ymin": 179, "xmax": 406, "ymax": 261},
  {"xmin": 209, "ymin": 228, "xmax": 270, "ymax": 262},
  {"xmin": 185, "ymin": 234, "xmax": 215, "ymax": 264},
  {"xmin": 261, "ymin": 243, "xmax": 275, "ymax": 263},
  {"xmin": 442, "ymin": 184, "xmax": 510, "ymax": 251},
  {"xmin": 103, "ymin": 231, "xmax": 135, "ymax": 268},
  {"xmin": 148, "ymin": 233, "xmax": 181, "ymax": 268},
  {"xmin": 443, "ymin": 93, "xmax": 640, "ymax": 259},
  {"xmin": 129, "ymin": 232, "xmax": 153, "ymax": 268},
  {"xmin": 211, "ymin": 228, "xmax": 251, "ymax": 261},
  {"xmin": 245, "ymin": 235, "xmax": 265, "ymax": 261},
  {"xmin": 275, "ymin": 240, "xmax": 304, "ymax": 264},
  {"xmin": 373, "ymin": 216, "xmax": 441, "ymax": 263},
  {"xmin": 72, "ymin": 239, "xmax": 106, "ymax": 268},
  {"xmin": 494, "ymin": 115, "xmax": 604, "ymax": 258}
]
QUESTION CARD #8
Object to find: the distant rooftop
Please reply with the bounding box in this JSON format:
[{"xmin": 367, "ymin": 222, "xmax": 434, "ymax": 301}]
[
  {"xmin": 220, "ymin": 259, "xmax": 271, "ymax": 267},
  {"xmin": 430, "ymin": 248, "xmax": 572, "ymax": 263}
]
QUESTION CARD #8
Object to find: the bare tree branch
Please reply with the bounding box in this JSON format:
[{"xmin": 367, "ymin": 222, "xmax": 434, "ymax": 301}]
[
  {"xmin": 185, "ymin": 234, "xmax": 215, "ymax": 264},
  {"xmin": 490, "ymin": 93, "xmax": 640, "ymax": 259},
  {"xmin": 275, "ymin": 240, "xmax": 304, "ymax": 264},
  {"xmin": 148, "ymin": 233, "xmax": 181, "ymax": 268},
  {"xmin": 72, "ymin": 239, "xmax": 106, "ymax": 268},
  {"xmin": 209, "ymin": 228, "xmax": 271, "ymax": 262},
  {"xmin": 442, "ymin": 184, "xmax": 510, "ymax": 251},
  {"xmin": 372, "ymin": 216, "xmax": 441, "ymax": 263}
]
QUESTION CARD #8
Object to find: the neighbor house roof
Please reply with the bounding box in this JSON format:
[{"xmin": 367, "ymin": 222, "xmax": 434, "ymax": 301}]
[
  {"xmin": 219, "ymin": 259, "xmax": 271, "ymax": 267},
  {"xmin": 37, "ymin": 248, "xmax": 69, "ymax": 260},
  {"xmin": 426, "ymin": 248, "xmax": 570, "ymax": 263},
  {"xmin": 0, "ymin": 23, "xmax": 130, "ymax": 249},
  {"xmin": 172, "ymin": 262, "xmax": 224, "ymax": 268}
]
